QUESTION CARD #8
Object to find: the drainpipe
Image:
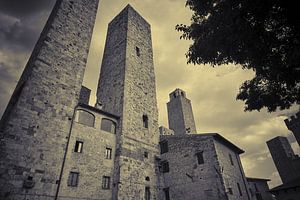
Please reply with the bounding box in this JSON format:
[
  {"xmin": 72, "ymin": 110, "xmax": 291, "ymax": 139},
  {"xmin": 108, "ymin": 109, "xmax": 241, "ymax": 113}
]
[{"xmin": 55, "ymin": 104, "xmax": 78, "ymax": 200}]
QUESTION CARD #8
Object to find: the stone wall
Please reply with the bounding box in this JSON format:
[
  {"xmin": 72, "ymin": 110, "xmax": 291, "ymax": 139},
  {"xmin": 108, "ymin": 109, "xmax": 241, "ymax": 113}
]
[
  {"xmin": 267, "ymin": 136, "xmax": 300, "ymax": 183},
  {"xmin": 0, "ymin": 0, "xmax": 99, "ymax": 199},
  {"xmin": 247, "ymin": 178, "xmax": 273, "ymax": 200},
  {"xmin": 96, "ymin": 5, "xmax": 160, "ymax": 200},
  {"xmin": 159, "ymin": 134, "xmax": 227, "ymax": 200},
  {"xmin": 58, "ymin": 106, "xmax": 118, "ymax": 199},
  {"xmin": 214, "ymin": 140, "xmax": 251, "ymax": 200}
]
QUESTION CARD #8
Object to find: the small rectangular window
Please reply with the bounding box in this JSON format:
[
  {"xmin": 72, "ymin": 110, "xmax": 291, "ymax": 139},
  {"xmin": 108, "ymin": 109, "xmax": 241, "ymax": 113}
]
[
  {"xmin": 144, "ymin": 151, "xmax": 149, "ymax": 158},
  {"xmin": 227, "ymin": 187, "xmax": 233, "ymax": 195},
  {"xmin": 196, "ymin": 151, "xmax": 204, "ymax": 164},
  {"xmin": 74, "ymin": 141, "xmax": 83, "ymax": 153},
  {"xmin": 161, "ymin": 161, "xmax": 169, "ymax": 173},
  {"xmin": 237, "ymin": 183, "xmax": 243, "ymax": 196},
  {"xmin": 136, "ymin": 46, "xmax": 141, "ymax": 57},
  {"xmin": 105, "ymin": 148, "xmax": 112, "ymax": 159},
  {"xmin": 163, "ymin": 188, "xmax": 170, "ymax": 200},
  {"xmin": 229, "ymin": 153, "xmax": 234, "ymax": 165},
  {"xmin": 68, "ymin": 172, "xmax": 79, "ymax": 187},
  {"xmin": 143, "ymin": 115, "xmax": 148, "ymax": 128},
  {"xmin": 102, "ymin": 176, "xmax": 110, "ymax": 189},
  {"xmin": 145, "ymin": 186, "xmax": 151, "ymax": 200},
  {"xmin": 160, "ymin": 140, "xmax": 168, "ymax": 154}
]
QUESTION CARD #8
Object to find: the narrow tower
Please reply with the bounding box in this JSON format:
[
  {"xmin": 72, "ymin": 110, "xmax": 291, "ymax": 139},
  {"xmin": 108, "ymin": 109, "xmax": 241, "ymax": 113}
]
[
  {"xmin": 167, "ymin": 88, "xmax": 197, "ymax": 135},
  {"xmin": 284, "ymin": 111, "xmax": 300, "ymax": 146},
  {"xmin": 0, "ymin": 0, "xmax": 99, "ymax": 199},
  {"xmin": 96, "ymin": 5, "xmax": 159, "ymax": 200},
  {"xmin": 267, "ymin": 136, "xmax": 299, "ymax": 183}
]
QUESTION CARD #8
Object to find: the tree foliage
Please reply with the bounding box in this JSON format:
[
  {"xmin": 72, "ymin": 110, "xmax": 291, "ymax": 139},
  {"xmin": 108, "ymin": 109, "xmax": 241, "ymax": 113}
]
[{"xmin": 176, "ymin": 0, "xmax": 300, "ymax": 112}]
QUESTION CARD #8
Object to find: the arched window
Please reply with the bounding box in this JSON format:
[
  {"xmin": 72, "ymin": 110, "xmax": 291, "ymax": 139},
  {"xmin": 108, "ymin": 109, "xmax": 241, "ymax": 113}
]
[
  {"xmin": 101, "ymin": 118, "xmax": 116, "ymax": 134},
  {"xmin": 75, "ymin": 109, "xmax": 95, "ymax": 127}
]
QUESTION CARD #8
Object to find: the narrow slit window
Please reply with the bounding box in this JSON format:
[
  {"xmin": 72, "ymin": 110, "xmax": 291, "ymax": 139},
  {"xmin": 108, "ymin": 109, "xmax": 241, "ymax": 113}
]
[
  {"xmin": 164, "ymin": 188, "xmax": 170, "ymax": 200},
  {"xmin": 237, "ymin": 183, "xmax": 243, "ymax": 196},
  {"xmin": 196, "ymin": 151, "xmax": 204, "ymax": 165},
  {"xmin": 143, "ymin": 115, "xmax": 148, "ymax": 128},
  {"xmin": 229, "ymin": 153, "xmax": 234, "ymax": 165},
  {"xmin": 68, "ymin": 172, "xmax": 79, "ymax": 187},
  {"xmin": 74, "ymin": 141, "xmax": 83, "ymax": 153},
  {"xmin": 136, "ymin": 46, "xmax": 141, "ymax": 57},
  {"xmin": 105, "ymin": 148, "xmax": 112, "ymax": 159},
  {"xmin": 145, "ymin": 186, "xmax": 151, "ymax": 200}
]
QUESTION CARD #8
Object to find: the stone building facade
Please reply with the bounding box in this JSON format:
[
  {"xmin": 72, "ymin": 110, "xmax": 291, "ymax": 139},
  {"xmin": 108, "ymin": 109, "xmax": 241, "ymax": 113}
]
[
  {"xmin": 158, "ymin": 90, "xmax": 252, "ymax": 200},
  {"xmin": 0, "ymin": 0, "xmax": 99, "ymax": 199},
  {"xmin": 0, "ymin": 1, "xmax": 273, "ymax": 200},
  {"xmin": 246, "ymin": 178, "xmax": 273, "ymax": 200}
]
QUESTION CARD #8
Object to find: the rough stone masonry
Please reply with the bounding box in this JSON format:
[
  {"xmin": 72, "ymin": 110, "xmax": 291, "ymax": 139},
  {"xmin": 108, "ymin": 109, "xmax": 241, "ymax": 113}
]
[{"xmin": 0, "ymin": 0, "xmax": 99, "ymax": 199}]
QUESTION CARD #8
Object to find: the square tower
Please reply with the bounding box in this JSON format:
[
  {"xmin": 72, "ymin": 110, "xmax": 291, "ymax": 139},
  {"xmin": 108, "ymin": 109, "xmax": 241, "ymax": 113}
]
[
  {"xmin": 284, "ymin": 111, "xmax": 300, "ymax": 146},
  {"xmin": 96, "ymin": 5, "xmax": 159, "ymax": 200},
  {"xmin": 267, "ymin": 136, "xmax": 299, "ymax": 183},
  {"xmin": 0, "ymin": 0, "xmax": 99, "ymax": 199},
  {"xmin": 167, "ymin": 89, "xmax": 197, "ymax": 135}
]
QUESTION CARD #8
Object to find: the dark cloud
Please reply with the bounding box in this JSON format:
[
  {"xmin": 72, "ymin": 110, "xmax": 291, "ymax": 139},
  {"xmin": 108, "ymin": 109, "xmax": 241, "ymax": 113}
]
[{"xmin": 0, "ymin": 0, "xmax": 55, "ymax": 18}]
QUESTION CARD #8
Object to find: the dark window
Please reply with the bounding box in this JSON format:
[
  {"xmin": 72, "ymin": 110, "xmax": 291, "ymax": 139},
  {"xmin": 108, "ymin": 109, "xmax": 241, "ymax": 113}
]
[
  {"xmin": 74, "ymin": 141, "xmax": 83, "ymax": 153},
  {"xmin": 145, "ymin": 186, "xmax": 151, "ymax": 200},
  {"xmin": 237, "ymin": 183, "xmax": 242, "ymax": 196},
  {"xmin": 105, "ymin": 148, "xmax": 112, "ymax": 159},
  {"xmin": 164, "ymin": 188, "xmax": 170, "ymax": 200},
  {"xmin": 227, "ymin": 188, "xmax": 233, "ymax": 195},
  {"xmin": 229, "ymin": 153, "xmax": 234, "ymax": 165},
  {"xmin": 102, "ymin": 176, "xmax": 110, "ymax": 189},
  {"xmin": 160, "ymin": 140, "xmax": 168, "ymax": 154},
  {"xmin": 136, "ymin": 46, "xmax": 141, "ymax": 57},
  {"xmin": 143, "ymin": 115, "xmax": 148, "ymax": 128},
  {"xmin": 145, "ymin": 176, "xmax": 150, "ymax": 181},
  {"xmin": 196, "ymin": 151, "xmax": 204, "ymax": 164},
  {"xmin": 101, "ymin": 118, "xmax": 116, "ymax": 134},
  {"xmin": 68, "ymin": 172, "xmax": 79, "ymax": 187},
  {"xmin": 255, "ymin": 193, "xmax": 263, "ymax": 200},
  {"xmin": 161, "ymin": 161, "xmax": 169, "ymax": 173},
  {"xmin": 75, "ymin": 110, "xmax": 95, "ymax": 127},
  {"xmin": 144, "ymin": 151, "xmax": 149, "ymax": 158}
]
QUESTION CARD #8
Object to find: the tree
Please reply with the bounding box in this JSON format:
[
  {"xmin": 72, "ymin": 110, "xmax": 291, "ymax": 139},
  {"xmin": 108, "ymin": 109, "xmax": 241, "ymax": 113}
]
[{"xmin": 176, "ymin": 0, "xmax": 300, "ymax": 112}]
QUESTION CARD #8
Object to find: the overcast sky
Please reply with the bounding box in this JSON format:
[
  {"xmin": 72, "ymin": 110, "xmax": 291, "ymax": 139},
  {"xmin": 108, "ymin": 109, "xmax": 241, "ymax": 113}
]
[{"xmin": 0, "ymin": 0, "xmax": 299, "ymax": 188}]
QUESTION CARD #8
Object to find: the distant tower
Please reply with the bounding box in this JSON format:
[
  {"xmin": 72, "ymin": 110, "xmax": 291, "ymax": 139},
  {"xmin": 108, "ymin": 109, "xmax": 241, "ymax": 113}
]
[
  {"xmin": 284, "ymin": 111, "xmax": 300, "ymax": 146},
  {"xmin": 0, "ymin": 0, "xmax": 99, "ymax": 199},
  {"xmin": 266, "ymin": 136, "xmax": 299, "ymax": 183},
  {"xmin": 167, "ymin": 88, "xmax": 197, "ymax": 135},
  {"xmin": 96, "ymin": 5, "xmax": 159, "ymax": 200}
]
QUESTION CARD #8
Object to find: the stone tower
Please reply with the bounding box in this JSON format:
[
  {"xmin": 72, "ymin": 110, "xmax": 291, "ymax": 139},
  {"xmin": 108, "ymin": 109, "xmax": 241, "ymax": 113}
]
[
  {"xmin": 0, "ymin": 0, "xmax": 99, "ymax": 199},
  {"xmin": 167, "ymin": 88, "xmax": 197, "ymax": 135},
  {"xmin": 266, "ymin": 136, "xmax": 299, "ymax": 183},
  {"xmin": 284, "ymin": 111, "xmax": 300, "ymax": 146},
  {"xmin": 96, "ymin": 5, "xmax": 159, "ymax": 200}
]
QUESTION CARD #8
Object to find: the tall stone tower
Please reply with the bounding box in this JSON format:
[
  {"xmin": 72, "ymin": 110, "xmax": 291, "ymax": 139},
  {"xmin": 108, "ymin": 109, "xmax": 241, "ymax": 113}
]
[
  {"xmin": 96, "ymin": 5, "xmax": 159, "ymax": 200},
  {"xmin": 0, "ymin": 0, "xmax": 99, "ymax": 199},
  {"xmin": 167, "ymin": 88, "xmax": 197, "ymax": 135},
  {"xmin": 284, "ymin": 111, "xmax": 300, "ymax": 146},
  {"xmin": 266, "ymin": 136, "xmax": 299, "ymax": 183}
]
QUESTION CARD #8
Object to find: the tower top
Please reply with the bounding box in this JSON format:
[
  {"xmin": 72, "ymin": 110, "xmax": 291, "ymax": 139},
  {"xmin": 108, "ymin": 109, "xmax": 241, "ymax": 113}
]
[
  {"xmin": 169, "ymin": 88, "xmax": 187, "ymax": 100},
  {"xmin": 284, "ymin": 111, "xmax": 300, "ymax": 129},
  {"xmin": 109, "ymin": 4, "xmax": 150, "ymax": 27}
]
